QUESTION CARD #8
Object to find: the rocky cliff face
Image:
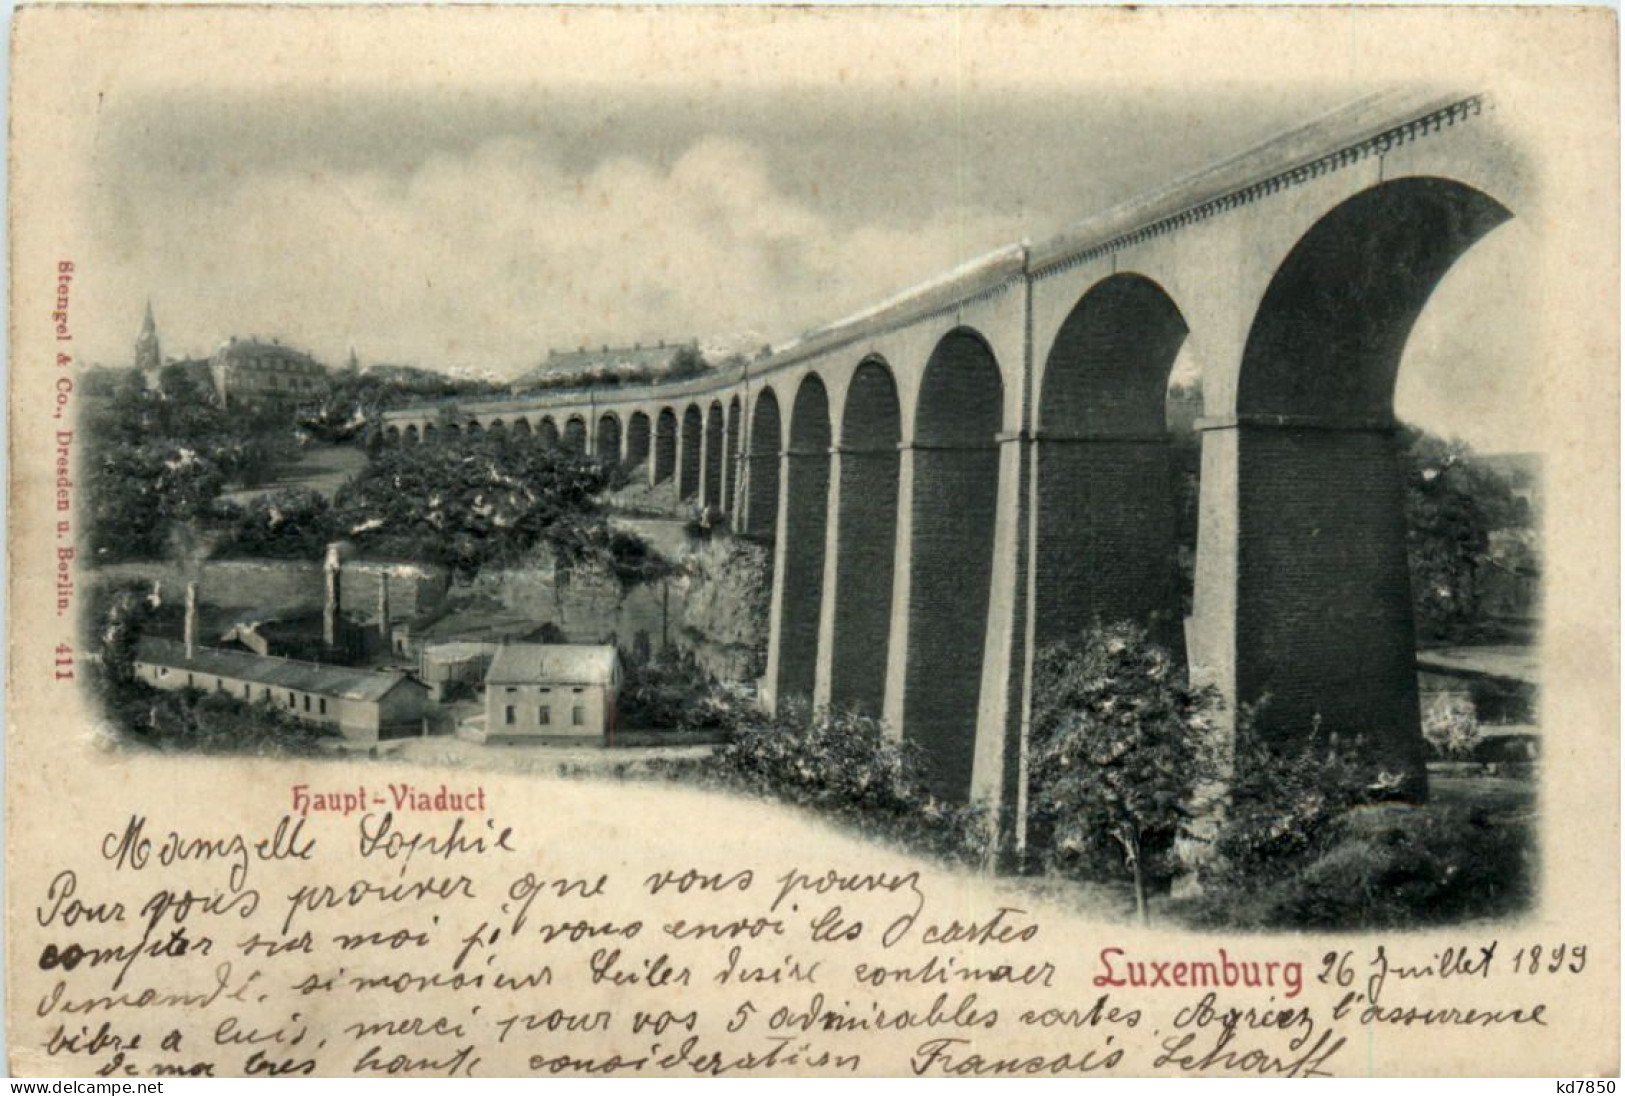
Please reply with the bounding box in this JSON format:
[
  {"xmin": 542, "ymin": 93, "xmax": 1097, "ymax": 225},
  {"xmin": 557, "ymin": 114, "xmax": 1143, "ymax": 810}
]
[
  {"xmin": 469, "ymin": 528, "xmax": 771, "ymax": 683},
  {"xmin": 673, "ymin": 536, "xmax": 771, "ymax": 681}
]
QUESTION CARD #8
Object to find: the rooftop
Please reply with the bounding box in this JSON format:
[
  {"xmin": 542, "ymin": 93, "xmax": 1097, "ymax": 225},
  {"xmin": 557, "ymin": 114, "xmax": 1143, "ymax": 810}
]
[
  {"xmin": 400, "ymin": 602, "xmax": 549, "ymax": 644},
  {"xmin": 136, "ymin": 637, "xmax": 426, "ymax": 702},
  {"xmin": 486, "ymin": 643, "xmax": 619, "ymax": 686},
  {"xmin": 422, "ymin": 641, "xmax": 504, "ymax": 662},
  {"xmin": 213, "ymin": 338, "xmax": 323, "ymax": 366},
  {"xmin": 516, "ymin": 341, "xmax": 695, "ymax": 387}
]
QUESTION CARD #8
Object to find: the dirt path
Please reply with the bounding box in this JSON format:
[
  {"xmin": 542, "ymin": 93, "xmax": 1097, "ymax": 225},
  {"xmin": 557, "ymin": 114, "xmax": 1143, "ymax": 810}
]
[{"xmin": 382, "ymin": 733, "xmax": 716, "ymax": 777}]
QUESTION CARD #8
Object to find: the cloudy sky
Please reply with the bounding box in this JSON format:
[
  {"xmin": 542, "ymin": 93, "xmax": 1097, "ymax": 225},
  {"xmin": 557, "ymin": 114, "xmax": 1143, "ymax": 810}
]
[{"xmin": 71, "ymin": 13, "xmax": 1539, "ymax": 451}]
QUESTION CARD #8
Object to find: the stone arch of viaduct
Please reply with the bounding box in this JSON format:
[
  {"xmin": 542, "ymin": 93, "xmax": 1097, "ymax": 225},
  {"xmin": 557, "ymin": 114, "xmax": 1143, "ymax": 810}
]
[{"xmin": 377, "ymin": 92, "xmax": 1532, "ymax": 850}]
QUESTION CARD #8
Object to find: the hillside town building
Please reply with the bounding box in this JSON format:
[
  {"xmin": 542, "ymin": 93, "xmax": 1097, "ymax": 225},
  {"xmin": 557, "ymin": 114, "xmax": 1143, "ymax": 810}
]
[
  {"xmin": 483, "ymin": 643, "xmax": 621, "ymax": 744},
  {"xmin": 210, "ymin": 337, "xmax": 330, "ymax": 408},
  {"xmin": 516, "ymin": 340, "xmax": 698, "ymax": 389}
]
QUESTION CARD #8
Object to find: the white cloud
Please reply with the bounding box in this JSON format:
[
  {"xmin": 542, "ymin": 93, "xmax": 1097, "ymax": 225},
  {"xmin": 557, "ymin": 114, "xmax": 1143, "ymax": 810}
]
[{"xmin": 79, "ymin": 135, "xmax": 1024, "ymax": 376}]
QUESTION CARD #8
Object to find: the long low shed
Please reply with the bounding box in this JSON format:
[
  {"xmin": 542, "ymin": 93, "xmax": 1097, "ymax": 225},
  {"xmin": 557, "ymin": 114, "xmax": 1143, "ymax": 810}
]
[{"xmin": 134, "ymin": 637, "xmax": 430, "ymax": 745}]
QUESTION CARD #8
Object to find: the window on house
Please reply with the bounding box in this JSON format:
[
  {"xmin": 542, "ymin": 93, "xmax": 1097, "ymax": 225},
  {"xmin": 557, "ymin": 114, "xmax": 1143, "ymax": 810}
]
[
  {"xmin": 319, "ymin": 698, "xmax": 327, "ymax": 715},
  {"xmin": 158, "ymin": 668, "xmax": 169, "ymax": 678},
  {"xmin": 505, "ymin": 705, "xmax": 516, "ymax": 726},
  {"xmin": 288, "ymin": 691, "xmax": 296, "ymax": 708},
  {"xmin": 572, "ymin": 705, "xmax": 585, "ymax": 726},
  {"xmin": 217, "ymin": 678, "xmax": 225, "ymax": 693},
  {"xmin": 187, "ymin": 673, "xmax": 195, "ymax": 687},
  {"xmin": 539, "ymin": 706, "xmax": 551, "ymax": 726},
  {"xmin": 263, "ymin": 687, "xmax": 270, "ymax": 700},
  {"xmin": 304, "ymin": 696, "xmax": 312, "ymax": 712},
  {"xmin": 243, "ymin": 684, "xmax": 251, "ymax": 698}
]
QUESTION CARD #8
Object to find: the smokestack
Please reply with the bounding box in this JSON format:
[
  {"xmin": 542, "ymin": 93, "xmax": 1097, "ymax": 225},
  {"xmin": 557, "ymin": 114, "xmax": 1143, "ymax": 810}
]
[
  {"xmin": 377, "ymin": 573, "xmax": 391, "ymax": 644},
  {"xmin": 324, "ymin": 546, "xmax": 342, "ymax": 649},
  {"xmin": 184, "ymin": 581, "xmax": 199, "ymax": 660}
]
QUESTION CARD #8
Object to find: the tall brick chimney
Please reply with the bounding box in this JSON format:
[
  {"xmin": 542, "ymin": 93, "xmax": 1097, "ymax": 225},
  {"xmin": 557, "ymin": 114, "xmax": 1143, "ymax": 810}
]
[
  {"xmin": 184, "ymin": 581, "xmax": 199, "ymax": 660},
  {"xmin": 377, "ymin": 573, "xmax": 391, "ymax": 644},
  {"xmin": 323, "ymin": 545, "xmax": 342, "ymax": 649}
]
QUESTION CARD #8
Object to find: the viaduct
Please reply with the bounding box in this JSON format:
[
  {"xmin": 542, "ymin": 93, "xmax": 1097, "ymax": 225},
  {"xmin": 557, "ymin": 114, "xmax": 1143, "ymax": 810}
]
[{"xmin": 378, "ymin": 90, "xmax": 1531, "ymax": 850}]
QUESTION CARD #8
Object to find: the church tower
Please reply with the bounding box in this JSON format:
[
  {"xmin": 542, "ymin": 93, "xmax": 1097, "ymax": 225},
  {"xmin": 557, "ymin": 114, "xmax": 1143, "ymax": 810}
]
[{"xmin": 134, "ymin": 301, "xmax": 161, "ymax": 386}]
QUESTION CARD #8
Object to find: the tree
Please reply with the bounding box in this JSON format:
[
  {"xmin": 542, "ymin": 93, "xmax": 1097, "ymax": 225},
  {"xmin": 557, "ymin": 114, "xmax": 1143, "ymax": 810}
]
[
  {"xmin": 210, "ymin": 487, "xmax": 338, "ymax": 559},
  {"xmin": 1400, "ymin": 426, "xmax": 1526, "ymax": 643},
  {"xmin": 1028, "ymin": 623, "xmax": 1224, "ymax": 924},
  {"xmin": 329, "ymin": 433, "xmax": 658, "ymax": 581},
  {"xmin": 84, "ymin": 444, "xmax": 228, "ymax": 561},
  {"xmin": 668, "ymin": 344, "xmax": 708, "ymax": 378},
  {"xmin": 80, "ymin": 359, "xmax": 301, "ymax": 559},
  {"xmin": 90, "ymin": 580, "xmax": 167, "ymax": 687}
]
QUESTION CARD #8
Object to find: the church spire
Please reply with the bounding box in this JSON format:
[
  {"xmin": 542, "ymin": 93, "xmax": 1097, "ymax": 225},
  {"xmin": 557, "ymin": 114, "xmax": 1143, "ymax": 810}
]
[{"xmin": 134, "ymin": 300, "xmax": 161, "ymax": 377}]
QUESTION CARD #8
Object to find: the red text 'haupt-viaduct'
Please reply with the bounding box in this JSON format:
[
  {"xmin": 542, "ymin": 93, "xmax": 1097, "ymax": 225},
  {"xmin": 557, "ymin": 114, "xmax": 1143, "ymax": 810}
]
[{"xmin": 378, "ymin": 90, "xmax": 1530, "ymax": 851}]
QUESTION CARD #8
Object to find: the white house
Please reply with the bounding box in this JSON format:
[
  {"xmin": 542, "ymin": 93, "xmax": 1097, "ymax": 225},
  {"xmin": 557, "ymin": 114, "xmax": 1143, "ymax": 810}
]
[{"xmin": 483, "ymin": 644, "xmax": 622, "ymax": 745}]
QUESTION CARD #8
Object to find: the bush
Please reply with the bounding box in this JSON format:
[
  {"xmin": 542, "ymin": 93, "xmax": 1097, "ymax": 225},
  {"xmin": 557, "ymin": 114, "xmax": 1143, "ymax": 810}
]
[
  {"xmin": 98, "ymin": 678, "xmax": 338, "ymax": 757},
  {"xmin": 1028, "ymin": 623, "xmax": 1224, "ymax": 921},
  {"xmin": 1202, "ymin": 717, "xmax": 1374, "ymax": 890},
  {"xmin": 1422, "ymin": 692, "xmax": 1483, "ymax": 759},
  {"xmin": 618, "ymin": 654, "xmax": 732, "ymax": 731},
  {"xmin": 1401, "ymin": 426, "xmax": 1530, "ymax": 643},
  {"xmin": 1176, "ymin": 706, "xmax": 1533, "ymax": 929},
  {"xmin": 1175, "ymin": 802, "xmax": 1533, "ymax": 930},
  {"xmin": 85, "ymin": 444, "xmax": 229, "ymax": 561},
  {"xmin": 706, "ymin": 702, "xmax": 992, "ymax": 866}
]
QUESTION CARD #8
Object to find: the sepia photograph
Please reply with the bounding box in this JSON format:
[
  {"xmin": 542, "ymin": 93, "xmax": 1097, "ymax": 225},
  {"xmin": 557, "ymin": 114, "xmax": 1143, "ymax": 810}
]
[{"xmin": 5, "ymin": 4, "xmax": 1618, "ymax": 1079}]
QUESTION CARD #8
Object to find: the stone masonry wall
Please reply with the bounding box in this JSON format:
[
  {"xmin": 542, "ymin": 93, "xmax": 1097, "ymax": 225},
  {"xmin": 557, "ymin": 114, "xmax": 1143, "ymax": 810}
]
[{"xmin": 1236, "ymin": 427, "xmax": 1426, "ymax": 784}]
